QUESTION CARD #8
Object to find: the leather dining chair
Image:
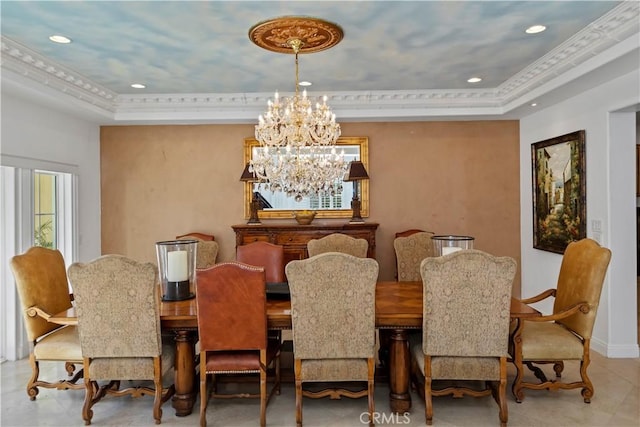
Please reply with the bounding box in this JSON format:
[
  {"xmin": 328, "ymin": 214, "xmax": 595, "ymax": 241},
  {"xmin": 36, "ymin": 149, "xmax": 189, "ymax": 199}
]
[
  {"xmin": 286, "ymin": 252, "xmax": 379, "ymax": 426},
  {"xmin": 510, "ymin": 238, "xmax": 611, "ymax": 404},
  {"xmin": 306, "ymin": 233, "xmax": 368, "ymax": 258},
  {"xmin": 176, "ymin": 233, "xmax": 218, "ymax": 269},
  {"xmin": 236, "ymin": 241, "xmax": 285, "ymax": 283},
  {"xmin": 9, "ymin": 246, "xmax": 84, "ymax": 400},
  {"xmin": 411, "ymin": 250, "xmax": 517, "ymax": 427},
  {"xmin": 175, "ymin": 232, "xmax": 214, "ymax": 241},
  {"xmin": 196, "ymin": 262, "xmax": 281, "ymax": 427},
  {"xmin": 68, "ymin": 255, "xmax": 175, "ymax": 425}
]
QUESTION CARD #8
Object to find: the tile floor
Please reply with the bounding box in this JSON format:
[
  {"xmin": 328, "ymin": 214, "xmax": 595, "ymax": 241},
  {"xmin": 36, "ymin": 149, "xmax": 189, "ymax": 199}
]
[{"xmin": 1, "ymin": 352, "xmax": 638, "ymax": 427}]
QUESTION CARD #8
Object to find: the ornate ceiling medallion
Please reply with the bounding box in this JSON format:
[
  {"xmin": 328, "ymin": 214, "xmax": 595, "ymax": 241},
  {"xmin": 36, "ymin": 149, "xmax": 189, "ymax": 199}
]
[{"xmin": 248, "ymin": 16, "xmax": 343, "ymax": 54}]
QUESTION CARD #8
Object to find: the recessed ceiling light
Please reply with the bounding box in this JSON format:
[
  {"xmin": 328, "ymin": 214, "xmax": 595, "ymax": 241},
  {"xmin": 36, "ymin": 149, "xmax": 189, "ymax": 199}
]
[
  {"xmin": 531, "ymin": 102, "xmax": 538, "ymax": 107},
  {"xmin": 467, "ymin": 77, "xmax": 482, "ymax": 83},
  {"xmin": 131, "ymin": 83, "xmax": 146, "ymax": 89},
  {"xmin": 299, "ymin": 81, "xmax": 312, "ymax": 87},
  {"xmin": 49, "ymin": 35, "xmax": 71, "ymax": 44},
  {"xmin": 525, "ymin": 25, "xmax": 546, "ymax": 34}
]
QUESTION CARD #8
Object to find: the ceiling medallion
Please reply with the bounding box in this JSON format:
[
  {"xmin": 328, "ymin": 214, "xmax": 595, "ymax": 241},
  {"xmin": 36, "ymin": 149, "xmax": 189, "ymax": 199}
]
[{"xmin": 248, "ymin": 16, "xmax": 343, "ymax": 54}]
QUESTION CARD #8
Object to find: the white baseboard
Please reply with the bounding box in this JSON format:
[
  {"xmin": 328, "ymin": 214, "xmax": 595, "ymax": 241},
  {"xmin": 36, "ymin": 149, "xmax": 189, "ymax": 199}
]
[{"xmin": 592, "ymin": 336, "xmax": 640, "ymax": 358}]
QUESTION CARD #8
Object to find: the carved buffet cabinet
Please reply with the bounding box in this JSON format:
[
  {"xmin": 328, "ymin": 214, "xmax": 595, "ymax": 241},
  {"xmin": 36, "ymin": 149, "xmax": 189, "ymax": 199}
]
[{"xmin": 232, "ymin": 222, "xmax": 379, "ymax": 278}]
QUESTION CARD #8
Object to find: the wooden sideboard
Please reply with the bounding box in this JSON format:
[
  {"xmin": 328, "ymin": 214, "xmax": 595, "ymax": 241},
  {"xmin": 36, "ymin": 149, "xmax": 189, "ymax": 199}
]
[{"xmin": 232, "ymin": 222, "xmax": 379, "ymax": 278}]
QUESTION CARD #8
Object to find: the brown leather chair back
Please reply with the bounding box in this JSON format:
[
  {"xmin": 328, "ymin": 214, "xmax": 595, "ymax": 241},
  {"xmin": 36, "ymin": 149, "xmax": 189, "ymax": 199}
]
[
  {"xmin": 236, "ymin": 241, "xmax": 285, "ymax": 283},
  {"xmin": 196, "ymin": 262, "xmax": 267, "ymax": 351},
  {"xmin": 395, "ymin": 229, "xmax": 428, "ymax": 238},
  {"xmin": 553, "ymin": 238, "xmax": 611, "ymax": 339},
  {"xmin": 176, "ymin": 232, "xmax": 214, "ymax": 241}
]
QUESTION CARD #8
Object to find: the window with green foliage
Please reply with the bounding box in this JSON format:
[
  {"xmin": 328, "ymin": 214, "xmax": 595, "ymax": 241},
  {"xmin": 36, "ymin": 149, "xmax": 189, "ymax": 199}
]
[{"xmin": 34, "ymin": 172, "xmax": 56, "ymax": 249}]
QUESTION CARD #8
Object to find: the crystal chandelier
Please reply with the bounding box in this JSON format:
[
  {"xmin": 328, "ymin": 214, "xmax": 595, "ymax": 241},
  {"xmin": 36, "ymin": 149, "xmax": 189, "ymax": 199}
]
[{"xmin": 249, "ymin": 17, "xmax": 346, "ymax": 202}]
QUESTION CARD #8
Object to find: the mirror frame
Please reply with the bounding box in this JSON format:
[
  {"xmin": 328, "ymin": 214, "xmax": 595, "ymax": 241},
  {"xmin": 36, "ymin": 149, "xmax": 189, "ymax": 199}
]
[{"xmin": 243, "ymin": 136, "xmax": 369, "ymax": 219}]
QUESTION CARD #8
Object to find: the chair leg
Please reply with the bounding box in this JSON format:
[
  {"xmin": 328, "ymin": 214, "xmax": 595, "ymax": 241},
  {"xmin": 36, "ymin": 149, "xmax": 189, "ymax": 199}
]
[
  {"xmin": 27, "ymin": 353, "xmax": 40, "ymax": 400},
  {"xmin": 200, "ymin": 355, "xmax": 208, "ymax": 427},
  {"xmin": 275, "ymin": 350, "xmax": 282, "ymax": 395},
  {"xmin": 152, "ymin": 359, "xmax": 162, "ymax": 424},
  {"xmin": 368, "ymin": 358, "xmax": 375, "ymax": 427},
  {"xmin": 580, "ymin": 352, "xmax": 594, "ymax": 403},
  {"xmin": 424, "ymin": 356, "xmax": 433, "ymax": 426},
  {"xmin": 260, "ymin": 367, "xmax": 267, "ymax": 427},
  {"xmin": 295, "ymin": 359, "xmax": 303, "ymax": 427},
  {"xmin": 497, "ymin": 358, "xmax": 508, "ymax": 427},
  {"xmin": 82, "ymin": 380, "xmax": 95, "ymax": 425},
  {"xmin": 65, "ymin": 361, "xmax": 77, "ymax": 376},
  {"xmin": 553, "ymin": 361, "xmax": 564, "ymax": 378}
]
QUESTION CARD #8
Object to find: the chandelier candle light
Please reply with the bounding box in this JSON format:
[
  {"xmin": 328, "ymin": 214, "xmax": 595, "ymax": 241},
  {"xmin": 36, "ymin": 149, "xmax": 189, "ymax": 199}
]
[{"xmin": 249, "ymin": 17, "xmax": 347, "ymax": 202}]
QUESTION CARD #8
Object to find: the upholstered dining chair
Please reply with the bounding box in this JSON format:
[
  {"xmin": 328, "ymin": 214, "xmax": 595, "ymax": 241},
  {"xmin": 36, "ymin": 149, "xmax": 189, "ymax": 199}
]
[
  {"xmin": 510, "ymin": 238, "xmax": 611, "ymax": 404},
  {"xmin": 176, "ymin": 233, "xmax": 218, "ymax": 269},
  {"xmin": 196, "ymin": 262, "xmax": 281, "ymax": 427},
  {"xmin": 394, "ymin": 230, "xmax": 435, "ymax": 281},
  {"xmin": 286, "ymin": 252, "xmax": 379, "ymax": 427},
  {"xmin": 411, "ymin": 250, "xmax": 517, "ymax": 427},
  {"xmin": 9, "ymin": 246, "xmax": 84, "ymax": 400},
  {"xmin": 68, "ymin": 255, "xmax": 175, "ymax": 425},
  {"xmin": 236, "ymin": 241, "xmax": 285, "ymax": 283},
  {"xmin": 306, "ymin": 233, "xmax": 368, "ymax": 258}
]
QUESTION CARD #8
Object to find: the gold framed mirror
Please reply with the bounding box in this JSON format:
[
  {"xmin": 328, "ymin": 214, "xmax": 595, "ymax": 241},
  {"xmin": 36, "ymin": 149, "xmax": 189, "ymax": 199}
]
[{"xmin": 243, "ymin": 136, "xmax": 369, "ymax": 219}]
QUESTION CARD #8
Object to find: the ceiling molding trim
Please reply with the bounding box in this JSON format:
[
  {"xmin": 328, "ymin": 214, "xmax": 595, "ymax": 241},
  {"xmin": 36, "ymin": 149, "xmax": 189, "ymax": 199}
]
[
  {"xmin": 1, "ymin": 36, "xmax": 118, "ymax": 113},
  {"xmin": 497, "ymin": 1, "xmax": 640, "ymax": 104},
  {"xmin": 1, "ymin": 1, "xmax": 637, "ymax": 123}
]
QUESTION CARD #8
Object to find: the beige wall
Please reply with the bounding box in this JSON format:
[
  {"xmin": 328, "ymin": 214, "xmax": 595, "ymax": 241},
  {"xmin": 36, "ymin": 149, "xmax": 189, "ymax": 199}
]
[{"xmin": 101, "ymin": 120, "xmax": 521, "ymax": 289}]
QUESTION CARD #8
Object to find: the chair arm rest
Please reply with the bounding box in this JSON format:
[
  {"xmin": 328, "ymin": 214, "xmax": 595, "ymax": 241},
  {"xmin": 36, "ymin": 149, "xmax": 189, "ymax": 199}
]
[
  {"xmin": 519, "ymin": 288, "xmax": 556, "ymax": 304},
  {"xmin": 25, "ymin": 305, "xmax": 52, "ymax": 320},
  {"xmin": 522, "ymin": 301, "xmax": 590, "ymax": 322}
]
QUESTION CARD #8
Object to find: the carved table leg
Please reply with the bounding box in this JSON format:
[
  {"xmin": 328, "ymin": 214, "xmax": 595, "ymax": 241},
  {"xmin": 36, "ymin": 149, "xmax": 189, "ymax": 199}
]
[
  {"xmin": 172, "ymin": 330, "xmax": 197, "ymax": 416},
  {"xmin": 388, "ymin": 328, "xmax": 412, "ymax": 413}
]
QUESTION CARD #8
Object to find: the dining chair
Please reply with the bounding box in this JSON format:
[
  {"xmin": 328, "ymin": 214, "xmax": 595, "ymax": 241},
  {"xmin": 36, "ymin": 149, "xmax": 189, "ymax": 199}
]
[
  {"xmin": 68, "ymin": 255, "xmax": 175, "ymax": 425},
  {"xmin": 196, "ymin": 262, "xmax": 281, "ymax": 427},
  {"xmin": 236, "ymin": 241, "xmax": 285, "ymax": 283},
  {"xmin": 176, "ymin": 233, "xmax": 219, "ymax": 269},
  {"xmin": 510, "ymin": 238, "xmax": 611, "ymax": 404},
  {"xmin": 236, "ymin": 241, "xmax": 287, "ymax": 346},
  {"xmin": 394, "ymin": 230, "xmax": 435, "ymax": 281},
  {"xmin": 9, "ymin": 246, "xmax": 84, "ymax": 400},
  {"xmin": 286, "ymin": 252, "xmax": 379, "ymax": 427},
  {"xmin": 306, "ymin": 233, "xmax": 368, "ymax": 258},
  {"xmin": 411, "ymin": 250, "xmax": 517, "ymax": 427},
  {"xmin": 175, "ymin": 232, "xmax": 214, "ymax": 241}
]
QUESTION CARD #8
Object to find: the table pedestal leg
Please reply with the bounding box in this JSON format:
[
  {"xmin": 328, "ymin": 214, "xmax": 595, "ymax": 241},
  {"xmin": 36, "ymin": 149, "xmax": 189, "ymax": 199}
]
[
  {"xmin": 389, "ymin": 328, "xmax": 412, "ymax": 413},
  {"xmin": 172, "ymin": 330, "xmax": 197, "ymax": 416}
]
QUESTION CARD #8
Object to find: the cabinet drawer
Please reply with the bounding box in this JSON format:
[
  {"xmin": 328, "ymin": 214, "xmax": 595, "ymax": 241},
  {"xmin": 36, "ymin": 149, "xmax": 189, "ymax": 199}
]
[
  {"xmin": 275, "ymin": 233, "xmax": 317, "ymax": 246},
  {"xmin": 241, "ymin": 234, "xmax": 270, "ymax": 244}
]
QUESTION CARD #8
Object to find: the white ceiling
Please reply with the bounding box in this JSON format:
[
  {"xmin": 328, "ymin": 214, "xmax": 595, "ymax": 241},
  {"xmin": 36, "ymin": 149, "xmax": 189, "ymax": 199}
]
[{"xmin": 1, "ymin": 1, "xmax": 639, "ymax": 124}]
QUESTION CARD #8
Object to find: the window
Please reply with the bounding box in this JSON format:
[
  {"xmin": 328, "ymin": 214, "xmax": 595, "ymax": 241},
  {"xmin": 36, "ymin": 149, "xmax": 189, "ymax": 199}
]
[
  {"xmin": 1, "ymin": 164, "xmax": 77, "ymax": 361},
  {"xmin": 34, "ymin": 172, "xmax": 57, "ymax": 249}
]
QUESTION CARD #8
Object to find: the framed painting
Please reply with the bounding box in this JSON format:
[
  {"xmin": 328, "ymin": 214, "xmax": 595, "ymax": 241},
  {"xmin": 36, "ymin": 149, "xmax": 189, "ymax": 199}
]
[{"xmin": 532, "ymin": 130, "xmax": 586, "ymax": 253}]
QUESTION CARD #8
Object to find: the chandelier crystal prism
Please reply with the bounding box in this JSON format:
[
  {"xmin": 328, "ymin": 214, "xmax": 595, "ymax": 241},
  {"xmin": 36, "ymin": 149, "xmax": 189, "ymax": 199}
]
[{"xmin": 249, "ymin": 17, "xmax": 346, "ymax": 202}]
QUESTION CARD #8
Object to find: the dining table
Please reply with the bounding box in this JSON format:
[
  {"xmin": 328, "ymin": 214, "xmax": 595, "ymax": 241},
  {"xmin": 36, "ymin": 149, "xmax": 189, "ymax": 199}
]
[{"xmin": 48, "ymin": 280, "xmax": 540, "ymax": 416}]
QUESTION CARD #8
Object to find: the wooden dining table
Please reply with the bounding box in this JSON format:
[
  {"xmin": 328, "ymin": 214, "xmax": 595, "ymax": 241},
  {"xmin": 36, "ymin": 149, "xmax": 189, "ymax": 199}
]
[{"xmin": 49, "ymin": 280, "xmax": 539, "ymax": 416}]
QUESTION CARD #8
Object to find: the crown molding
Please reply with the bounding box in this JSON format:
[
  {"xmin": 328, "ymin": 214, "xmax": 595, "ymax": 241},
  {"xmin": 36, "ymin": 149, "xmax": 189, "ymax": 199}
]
[{"xmin": 2, "ymin": 1, "xmax": 638, "ymax": 123}]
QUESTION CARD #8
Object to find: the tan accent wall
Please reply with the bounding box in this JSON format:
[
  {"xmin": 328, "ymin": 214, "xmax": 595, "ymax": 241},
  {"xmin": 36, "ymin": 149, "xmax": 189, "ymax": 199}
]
[{"xmin": 101, "ymin": 121, "xmax": 521, "ymax": 290}]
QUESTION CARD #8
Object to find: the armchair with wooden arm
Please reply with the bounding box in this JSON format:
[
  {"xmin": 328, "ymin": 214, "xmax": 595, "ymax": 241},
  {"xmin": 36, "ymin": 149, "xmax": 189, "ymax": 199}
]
[{"xmin": 510, "ymin": 238, "xmax": 611, "ymax": 404}]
